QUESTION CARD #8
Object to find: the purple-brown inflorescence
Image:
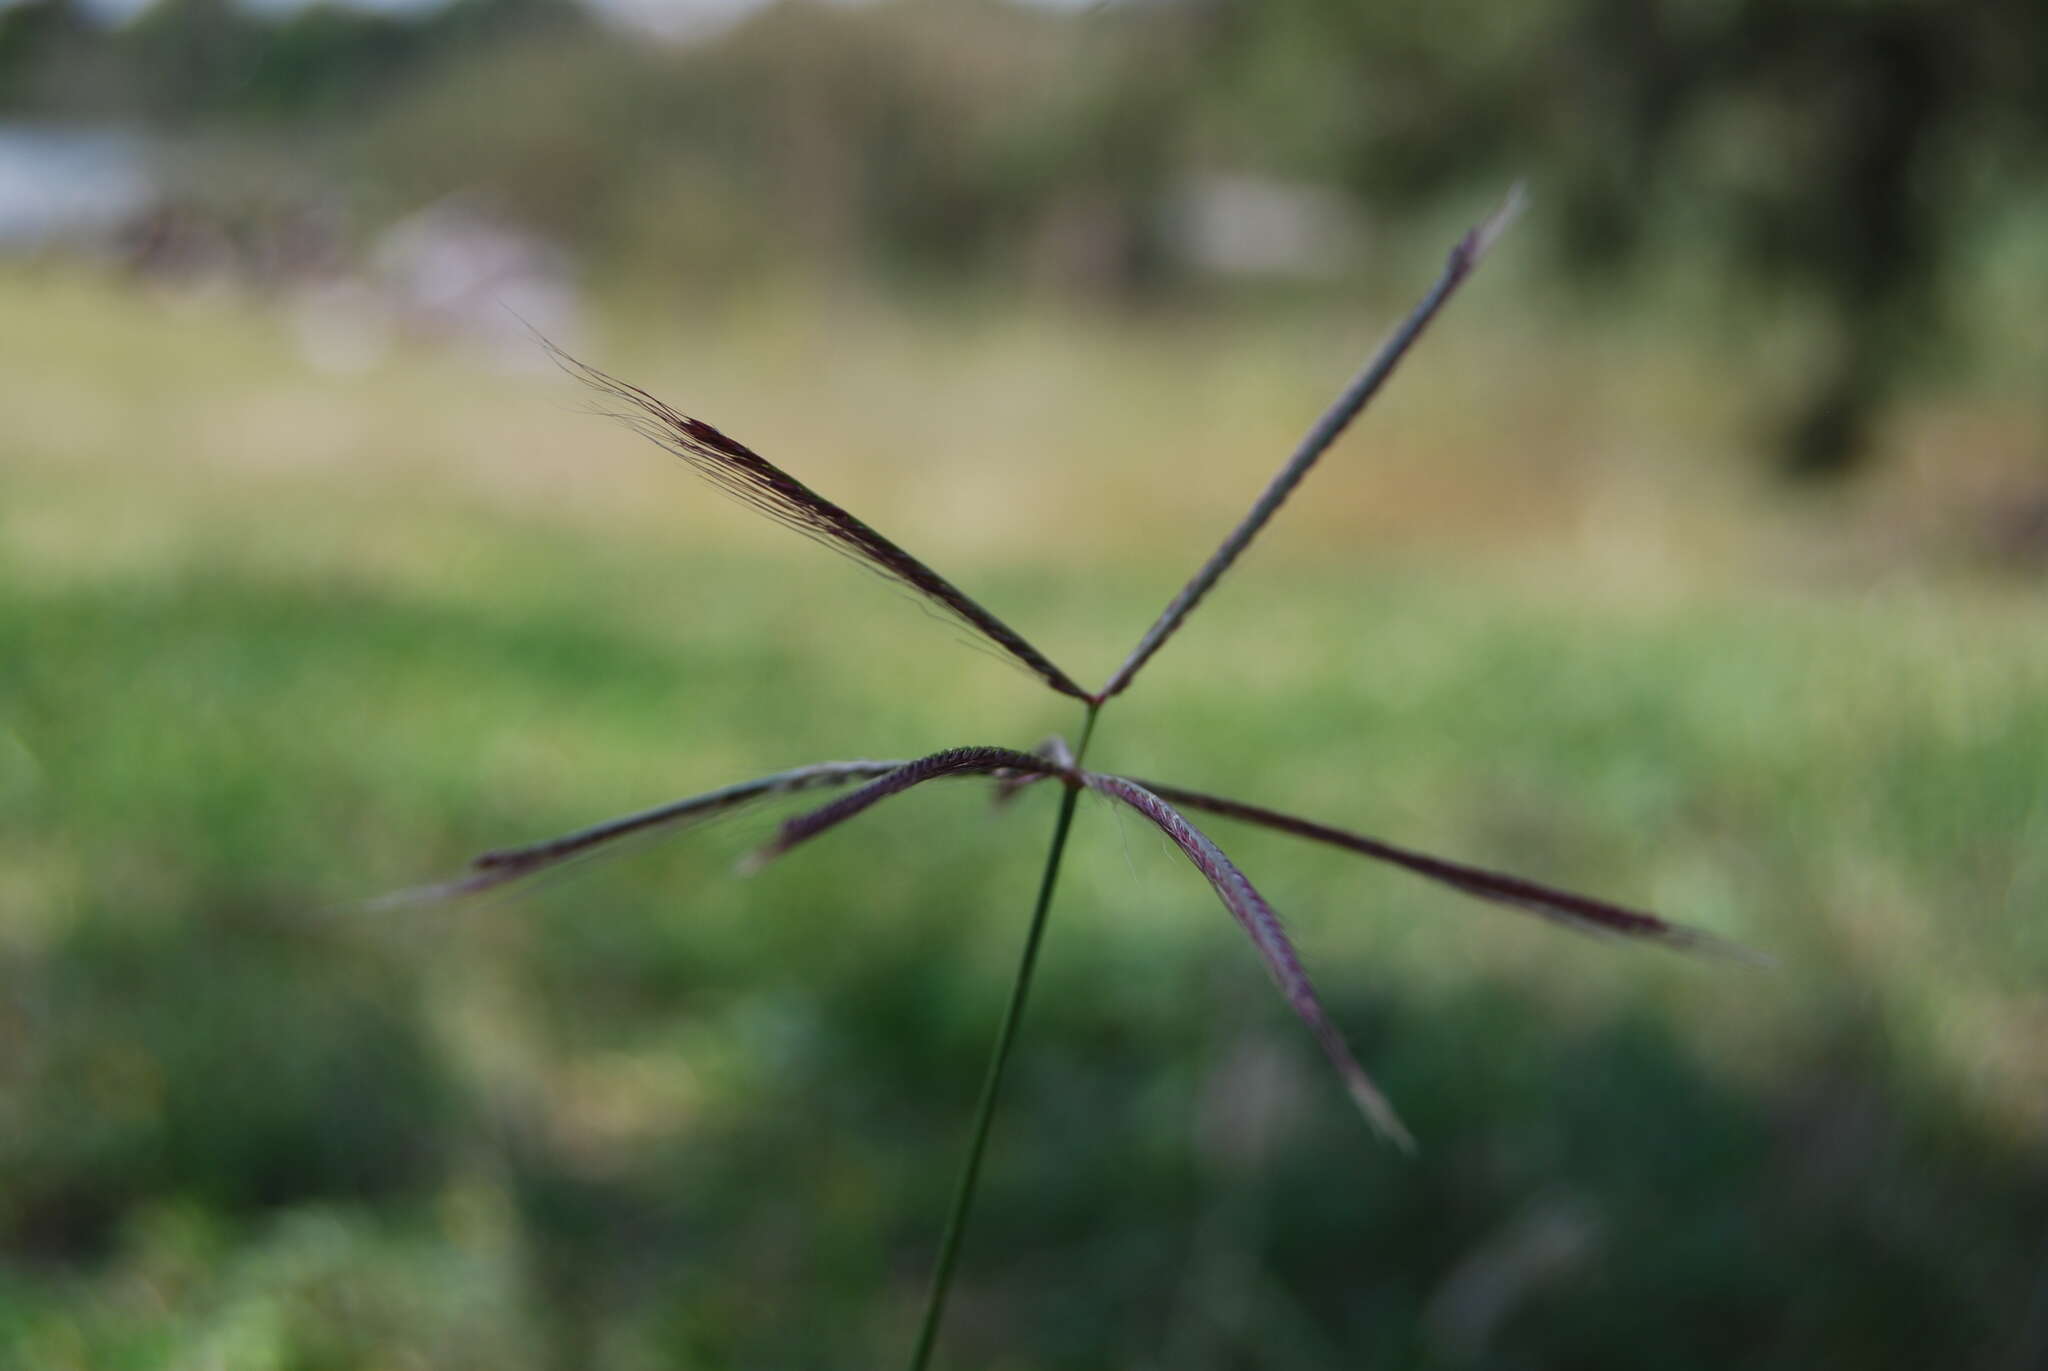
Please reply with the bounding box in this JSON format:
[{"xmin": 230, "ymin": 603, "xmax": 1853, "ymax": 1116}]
[
  {"xmin": 402, "ymin": 185, "xmax": 1745, "ymax": 1145},
  {"xmin": 396, "ymin": 187, "xmax": 1751, "ymax": 1369}
]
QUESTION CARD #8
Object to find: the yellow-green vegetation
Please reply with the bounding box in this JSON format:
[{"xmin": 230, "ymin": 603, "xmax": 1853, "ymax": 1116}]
[{"xmin": 3, "ymin": 265, "xmax": 2045, "ymax": 1368}]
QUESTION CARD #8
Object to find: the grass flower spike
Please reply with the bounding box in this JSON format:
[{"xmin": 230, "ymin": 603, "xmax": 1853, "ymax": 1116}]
[{"xmin": 398, "ymin": 184, "xmax": 1744, "ymax": 1368}]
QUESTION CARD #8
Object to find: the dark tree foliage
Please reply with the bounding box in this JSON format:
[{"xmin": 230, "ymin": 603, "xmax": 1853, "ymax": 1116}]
[
  {"xmin": 0, "ymin": 0, "xmax": 589, "ymax": 124},
  {"xmin": 1193, "ymin": 0, "xmax": 2048, "ymax": 478}
]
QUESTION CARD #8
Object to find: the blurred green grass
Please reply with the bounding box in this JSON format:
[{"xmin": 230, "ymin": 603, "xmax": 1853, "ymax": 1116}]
[{"xmin": 3, "ymin": 266, "xmax": 2046, "ymax": 1369}]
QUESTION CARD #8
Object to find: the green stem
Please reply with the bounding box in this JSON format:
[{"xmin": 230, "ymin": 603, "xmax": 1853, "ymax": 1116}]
[{"xmin": 908, "ymin": 705, "xmax": 1101, "ymax": 1371}]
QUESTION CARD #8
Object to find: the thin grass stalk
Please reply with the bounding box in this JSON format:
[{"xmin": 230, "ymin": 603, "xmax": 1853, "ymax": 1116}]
[
  {"xmin": 1097, "ymin": 186, "xmax": 1525, "ymax": 701},
  {"xmin": 909, "ymin": 706, "xmax": 1100, "ymax": 1371}
]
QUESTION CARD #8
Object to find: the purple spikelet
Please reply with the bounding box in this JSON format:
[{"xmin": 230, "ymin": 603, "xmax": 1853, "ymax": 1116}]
[
  {"xmin": 551, "ymin": 347, "xmax": 1091, "ymax": 702},
  {"xmin": 746, "ymin": 746, "xmax": 1071, "ymax": 870},
  {"xmin": 1134, "ymin": 779, "xmax": 1753, "ymax": 959},
  {"xmin": 1084, "ymin": 773, "xmax": 1414, "ymax": 1149}
]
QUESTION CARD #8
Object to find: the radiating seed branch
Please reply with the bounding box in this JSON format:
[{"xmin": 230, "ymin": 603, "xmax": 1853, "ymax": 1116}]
[
  {"xmin": 747, "ymin": 745, "xmax": 1074, "ymax": 871},
  {"xmin": 550, "ymin": 345, "xmax": 1092, "ymax": 701},
  {"xmin": 1083, "ymin": 772, "xmax": 1413, "ymax": 1149},
  {"xmin": 370, "ymin": 759, "xmax": 909, "ymax": 905},
  {"xmin": 1135, "ymin": 776, "xmax": 1760, "ymax": 961},
  {"xmin": 1097, "ymin": 185, "xmax": 1526, "ymax": 701}
]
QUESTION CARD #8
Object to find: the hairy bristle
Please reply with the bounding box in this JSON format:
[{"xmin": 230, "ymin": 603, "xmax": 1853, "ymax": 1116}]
[
  {"xmin": 1096, "ymin": 186, "xmax": 1522, "ymax": 702},
  {"xmin": 1083, "ymin": 773, "xmax": 1413, "ymax": 1150},
  {"xmin": 548, "ymin": 344, "xmax": 1091, "ymax": 702}
]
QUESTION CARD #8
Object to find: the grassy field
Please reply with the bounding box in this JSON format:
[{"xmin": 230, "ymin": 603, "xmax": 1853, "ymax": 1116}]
[{"xmin": 3, "ymin": 264, "xmax": 2045, "ymax": 1369}]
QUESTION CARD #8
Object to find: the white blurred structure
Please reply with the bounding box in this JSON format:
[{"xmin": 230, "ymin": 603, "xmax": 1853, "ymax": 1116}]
[
  {"xmin": 292, "ymin": 194, "xmax": 581, "ymax": 374},
  {"xmin": 1168, "ymin": 173, "xmax": 1360, "ymax": 280},
  {"xmin": 373, "ymin": 196, "xmax": 579, "ymax": 358},
  {"xmin": 0, "ymin": 125, "xmax": 154, "ymax": 248}
]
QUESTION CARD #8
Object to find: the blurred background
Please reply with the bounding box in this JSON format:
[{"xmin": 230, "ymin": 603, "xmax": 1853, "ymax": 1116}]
[{"xmin": 3, "ymin": 0, "xmax": 2046, "ymax": 1366}]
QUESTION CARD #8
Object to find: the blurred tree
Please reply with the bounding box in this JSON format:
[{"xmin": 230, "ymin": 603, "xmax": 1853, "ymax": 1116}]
[
  {"xmin": 354, "ymin": 0, "xmax": 1188, "ymax": 299},
  {"xmin": 0, "ymin": 0, "xmax": 590, "ymax": 124},
  {"xmin": 0, "ymin": 0, "xmax": 119, "ymax": 114},
  {"xmin": 1189, "ymin": 0, "xmax": 2048, "ymax": 478},
  {"xmin": 5, "ymin": 0, "xmax": 2042, "ymax": 476}
]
